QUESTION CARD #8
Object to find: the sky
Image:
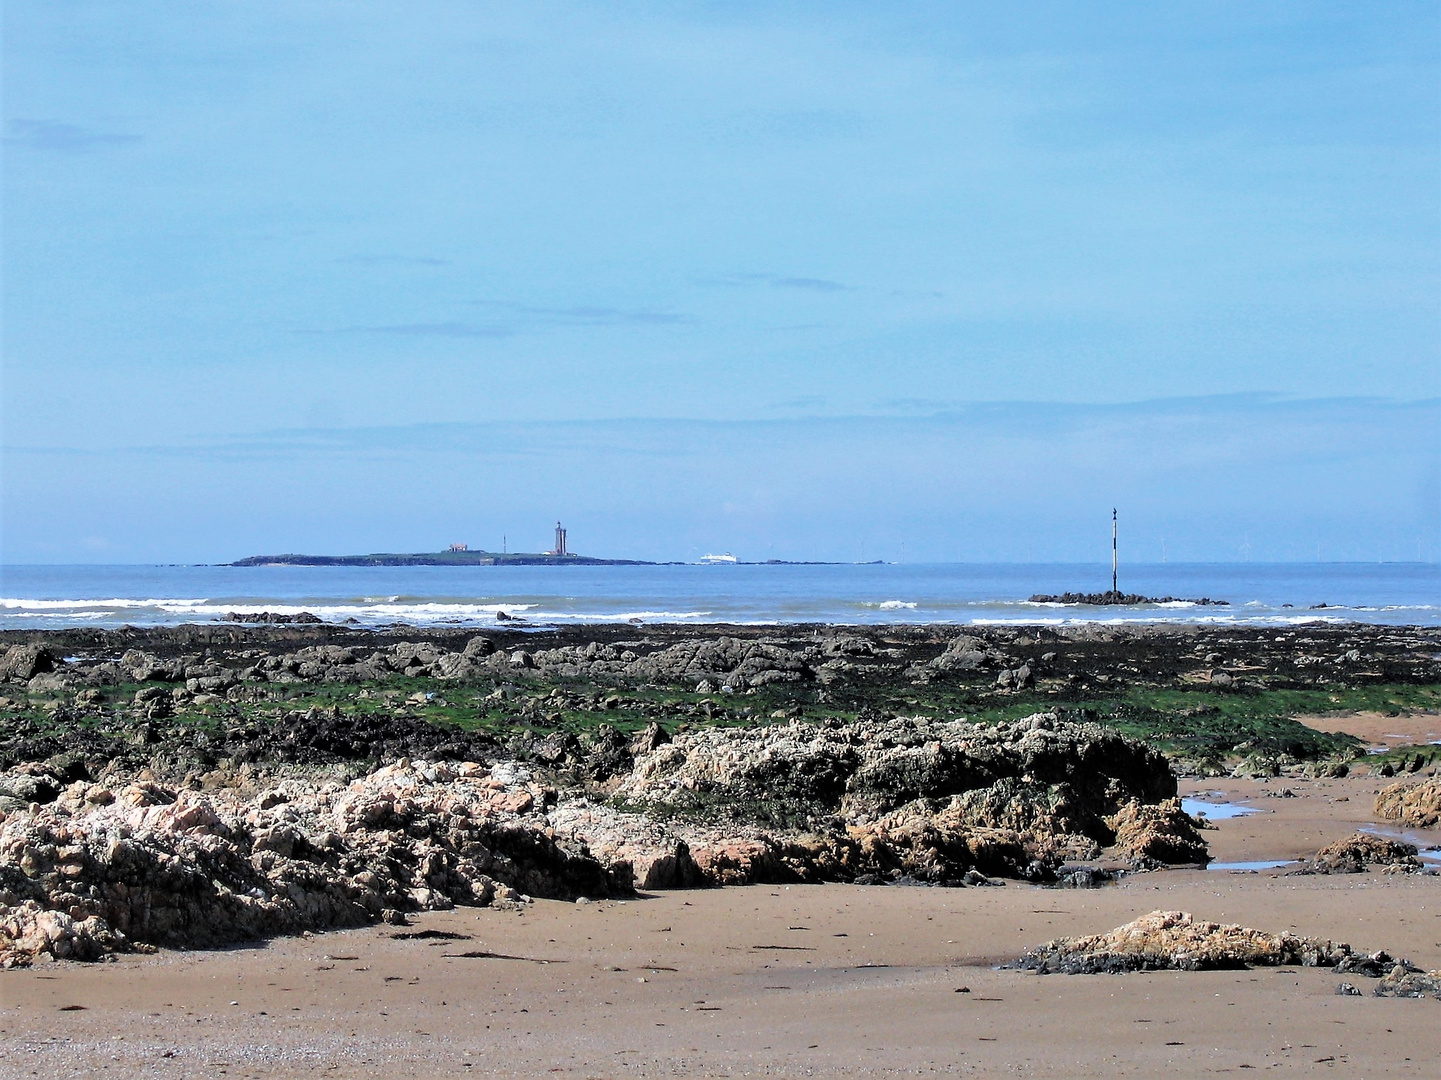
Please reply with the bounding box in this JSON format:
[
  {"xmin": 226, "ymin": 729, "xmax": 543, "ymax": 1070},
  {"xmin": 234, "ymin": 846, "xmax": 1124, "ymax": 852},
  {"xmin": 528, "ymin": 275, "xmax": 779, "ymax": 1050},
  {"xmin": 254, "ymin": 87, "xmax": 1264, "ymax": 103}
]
[{"xmin": 2, "ymin": 2, "xmax": 1439, "ymax": 564}]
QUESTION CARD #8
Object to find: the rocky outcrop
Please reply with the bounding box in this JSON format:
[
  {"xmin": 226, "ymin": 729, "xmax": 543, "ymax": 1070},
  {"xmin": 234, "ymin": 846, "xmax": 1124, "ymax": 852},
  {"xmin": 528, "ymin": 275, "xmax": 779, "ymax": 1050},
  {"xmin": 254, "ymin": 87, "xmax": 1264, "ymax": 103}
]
[
  {"xmin": 94, "ymin": 635, "xmax": 819, "ymax": 692},
  {"xmin": 1300, "ymin": 832, "xmax": 1423, "ymax": 874},
  {"xmin": 0, "ymin": 760, "xmax": 620, "ymax": 967},
  {"xmin": 1017, "ymin": 910, "xmax": 1420, "ymax": 977},
  {"xmin": 610, "ymin": 713, "xmax": 1187, "ymax": 881},
  {"xmin": 0, "ymin": 703, "xmax": 1203, "ymax": 961},
  {"xmin": 548, "ymin": 801, "xmax": 708, "ymax": 890},
  {"xmin": 1374, "ymin": 776, "xmax": 1441, "ymax": 829},
  {"xmin": 617, "ymin": 713, "xmax": 1173, "ymax": 824},
  {"xmin": 1107, "ymin": 799, "xmax": 1210, "ymax": 865},
  {"xmin": 1028, "ymin": 592, "xmax": 1228, "ymax": 606},
  {"xmin": 222, "ymin": 612, "xmax": 322, "ymax": 624}
]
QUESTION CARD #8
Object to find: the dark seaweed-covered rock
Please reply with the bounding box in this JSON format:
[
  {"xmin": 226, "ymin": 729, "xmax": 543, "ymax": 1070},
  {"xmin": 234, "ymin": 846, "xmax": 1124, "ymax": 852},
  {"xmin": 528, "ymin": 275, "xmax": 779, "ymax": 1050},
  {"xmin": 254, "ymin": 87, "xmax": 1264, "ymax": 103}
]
[{"xmin": 0, "ymin": 706, "xmax": 503, "ymax": 784}]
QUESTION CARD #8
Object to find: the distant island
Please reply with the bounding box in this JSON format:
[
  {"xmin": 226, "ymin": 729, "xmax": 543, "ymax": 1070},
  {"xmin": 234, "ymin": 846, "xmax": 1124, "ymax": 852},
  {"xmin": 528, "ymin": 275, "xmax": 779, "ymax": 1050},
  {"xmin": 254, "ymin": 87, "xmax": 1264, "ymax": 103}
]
[
  {"xmin": 229, "ymin": 550, "xmax": 663, "ymax": 567},
  {"xmin": 229, "ymin": 524, "xmax": 883, "ymax": 567},
  {"xmin": 227, "ymin": 549, "xmax": 880, "ymax": 568}
]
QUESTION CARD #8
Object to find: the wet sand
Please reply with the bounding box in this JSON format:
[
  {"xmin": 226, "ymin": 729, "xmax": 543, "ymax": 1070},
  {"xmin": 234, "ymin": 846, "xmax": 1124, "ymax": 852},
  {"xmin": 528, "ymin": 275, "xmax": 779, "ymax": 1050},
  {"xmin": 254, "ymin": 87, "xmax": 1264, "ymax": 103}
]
[
  {"xmin": 1179, "ymin": 772, "xmax": 1441, "ymax": 866},
  {"xmin": 1293, "ymin": 710, "xmax": 1441, "ymax": 750},
  {"xmin": 4, "ymin": 774, "xmax": 1439, "ymax": 1079}
]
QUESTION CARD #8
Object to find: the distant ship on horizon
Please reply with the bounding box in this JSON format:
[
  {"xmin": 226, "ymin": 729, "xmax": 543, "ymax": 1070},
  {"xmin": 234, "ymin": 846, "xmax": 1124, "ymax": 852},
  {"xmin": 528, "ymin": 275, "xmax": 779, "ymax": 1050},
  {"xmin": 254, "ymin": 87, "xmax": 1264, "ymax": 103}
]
[{"xmin": 699, "ymin": 552, "xmax": 738, "ymax": 565}]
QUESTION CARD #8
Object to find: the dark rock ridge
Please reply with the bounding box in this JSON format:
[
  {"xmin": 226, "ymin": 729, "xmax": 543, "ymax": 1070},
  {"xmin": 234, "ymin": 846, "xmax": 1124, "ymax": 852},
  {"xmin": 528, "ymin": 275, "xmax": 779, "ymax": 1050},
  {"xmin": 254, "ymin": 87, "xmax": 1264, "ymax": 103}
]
[{"xmin": 4, "ymin": 623, "xmax": 1432, "ymax": 704}]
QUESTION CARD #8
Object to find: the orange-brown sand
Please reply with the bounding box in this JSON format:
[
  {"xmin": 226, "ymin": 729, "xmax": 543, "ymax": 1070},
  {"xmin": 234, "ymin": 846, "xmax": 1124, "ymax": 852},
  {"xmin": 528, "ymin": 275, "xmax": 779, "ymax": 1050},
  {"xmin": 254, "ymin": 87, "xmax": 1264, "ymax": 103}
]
[
  {"xmin": 4, "ymin": 774, "xmax": 1439, "ymax": 1079},
  {"xmin": 1293, "ymin": 710, "xmax": 1441, "ymax": 749}
]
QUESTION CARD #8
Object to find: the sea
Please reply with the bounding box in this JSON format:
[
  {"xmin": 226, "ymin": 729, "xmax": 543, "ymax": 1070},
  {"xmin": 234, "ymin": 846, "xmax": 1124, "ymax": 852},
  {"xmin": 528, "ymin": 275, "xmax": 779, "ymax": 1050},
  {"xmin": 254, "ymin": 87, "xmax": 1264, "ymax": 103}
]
[{"xmin": 0, "ymin": 562, "xmax": 1436, "ymax": 630}]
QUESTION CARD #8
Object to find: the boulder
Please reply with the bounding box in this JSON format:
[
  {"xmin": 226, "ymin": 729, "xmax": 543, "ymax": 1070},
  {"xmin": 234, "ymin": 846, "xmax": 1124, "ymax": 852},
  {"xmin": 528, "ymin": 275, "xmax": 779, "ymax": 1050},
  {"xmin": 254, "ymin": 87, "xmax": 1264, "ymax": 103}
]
[
  {"xmin": 1303, "ymin": 832, "xmax": 1422, "ymax": 874},
  {"xmin": 848, "ymin": 800, "xmax": 1033, "ymax": 882},
  {"xmin": 927, "ymin": 635, "xmax": 1004, "ymax": 675},
  {"xmin": 462, "ymin": 636, "xmax": 496, "ymax": 659},
  {"xmin": 0, "ymin": 771, "xmax": 62, "ymax": 805},
  {"xmin": 1374, "ymin": 777, "xmax": 1441, "ymax": 829},
  {"xmin": 548, "ymin": 802, "xmax": 707, "ymax": 890},
  {"xmin": 0, "ymin": 644, "xmax": 55, "ymax": 683},
  {"xmin": 630, "ymin": 722, "xmax": 670, "ymax": 757},
  {"xmin": 119, "ymin": 650, "xmax": 182, "ymax": 682}
]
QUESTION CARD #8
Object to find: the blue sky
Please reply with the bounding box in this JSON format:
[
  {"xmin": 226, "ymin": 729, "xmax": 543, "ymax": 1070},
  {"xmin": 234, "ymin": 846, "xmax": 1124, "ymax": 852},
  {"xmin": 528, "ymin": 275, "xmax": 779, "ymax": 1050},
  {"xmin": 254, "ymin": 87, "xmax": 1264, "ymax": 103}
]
[{"xmin": 3, "ymin": 3, "xmax": 1438, "ymax": 563}]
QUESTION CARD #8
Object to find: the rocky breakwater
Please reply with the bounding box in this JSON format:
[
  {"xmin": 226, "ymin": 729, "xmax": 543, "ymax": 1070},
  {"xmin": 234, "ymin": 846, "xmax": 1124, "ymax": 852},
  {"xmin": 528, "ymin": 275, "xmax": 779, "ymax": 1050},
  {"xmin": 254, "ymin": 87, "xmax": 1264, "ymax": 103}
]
[
  {"xmin": 552, "ymin": 712, "xmax": 1208, "ymax": 889},
  {"xmin": 0, "ymin": 760, "xmax": 620, "ymax": 967},
  {"xmin": 1016, "ymin": 910, "xmax": 1441, "ymax": 999}
]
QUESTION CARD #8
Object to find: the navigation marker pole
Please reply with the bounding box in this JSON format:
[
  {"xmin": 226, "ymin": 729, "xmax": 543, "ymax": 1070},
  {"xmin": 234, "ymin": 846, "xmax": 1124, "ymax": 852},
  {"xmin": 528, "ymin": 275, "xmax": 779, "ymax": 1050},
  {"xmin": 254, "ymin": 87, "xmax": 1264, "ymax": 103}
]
[{"xmin": 1111, "ymin": 508, "xmax": 1118, "ymax": 598}]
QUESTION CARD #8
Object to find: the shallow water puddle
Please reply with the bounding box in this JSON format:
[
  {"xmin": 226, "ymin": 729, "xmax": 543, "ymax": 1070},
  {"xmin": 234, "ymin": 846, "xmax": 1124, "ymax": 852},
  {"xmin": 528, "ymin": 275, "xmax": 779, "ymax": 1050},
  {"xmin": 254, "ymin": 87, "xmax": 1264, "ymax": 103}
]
[
  {"xmin": 1359, "ymin": 824, "xmax": 1441, "ymax": 864},
  {"xmin": 1181, "ymin": 797, "xmax": 1259, "ymax": 821}
]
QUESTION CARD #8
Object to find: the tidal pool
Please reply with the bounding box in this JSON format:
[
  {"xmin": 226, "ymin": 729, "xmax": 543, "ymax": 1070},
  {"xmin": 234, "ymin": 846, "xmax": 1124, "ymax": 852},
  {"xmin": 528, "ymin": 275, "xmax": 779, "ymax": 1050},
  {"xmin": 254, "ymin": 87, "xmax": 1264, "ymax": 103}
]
[{"xmin": 1181, "ymin": 797, "xmax": 1259, "ymax": 821}]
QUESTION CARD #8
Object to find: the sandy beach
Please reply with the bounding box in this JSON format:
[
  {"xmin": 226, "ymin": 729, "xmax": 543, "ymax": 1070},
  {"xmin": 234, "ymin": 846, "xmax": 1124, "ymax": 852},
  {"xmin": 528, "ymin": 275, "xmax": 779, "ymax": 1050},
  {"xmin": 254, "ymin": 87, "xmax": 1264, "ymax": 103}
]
[{"xmin": 5, "ymin": 767, "xmax": 1438, "ymax": 1080}]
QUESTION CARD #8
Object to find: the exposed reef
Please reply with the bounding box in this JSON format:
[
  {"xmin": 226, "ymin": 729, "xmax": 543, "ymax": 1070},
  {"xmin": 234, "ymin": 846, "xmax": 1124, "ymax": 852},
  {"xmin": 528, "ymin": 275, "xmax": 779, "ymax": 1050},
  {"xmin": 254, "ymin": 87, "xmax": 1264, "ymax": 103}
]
[{"xmin": 1, "ymin": 621, "xmax": 1437, "ymax": 966}]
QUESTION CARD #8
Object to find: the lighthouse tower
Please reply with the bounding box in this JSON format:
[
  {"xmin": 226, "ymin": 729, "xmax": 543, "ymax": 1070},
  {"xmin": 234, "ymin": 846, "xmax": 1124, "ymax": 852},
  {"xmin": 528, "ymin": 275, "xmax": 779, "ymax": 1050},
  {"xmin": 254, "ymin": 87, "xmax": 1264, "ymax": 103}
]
[{"xmin": 551, "ymin": 521, "xmax": 568, "ymax": 557}]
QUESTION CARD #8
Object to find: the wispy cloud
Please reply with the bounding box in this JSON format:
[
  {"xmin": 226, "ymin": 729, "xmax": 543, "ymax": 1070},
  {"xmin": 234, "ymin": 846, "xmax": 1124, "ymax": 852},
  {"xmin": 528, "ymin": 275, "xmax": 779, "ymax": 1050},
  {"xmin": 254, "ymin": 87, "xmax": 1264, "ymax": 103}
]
[
  {"xmin": 473, "ymin": 300, "xmax": 691, "ymax": 326},
  {"xmin": 771, "ymin": 276, "xmax": 849, "ymax": 292},
  {"xmin": 5, "ymin": 119, "xmax": 142, "ymax": 151},
  {"xmin": 334, "ymin": 255, "xmax": 451, "ymax": 267},
  {"xmin": 307, "ymin": 301, "xmax": 688, "ymax": 339},
  {"xmin": 333, "ymin": 322, "xmax": 512, "ymax": 338},
  {"xmin": 878, "ymin": 397, "xmax": 958, "ymax": 413},
  {"xmin": 694, "ymin": 272, "xmax": 852, "ymax": 292}
]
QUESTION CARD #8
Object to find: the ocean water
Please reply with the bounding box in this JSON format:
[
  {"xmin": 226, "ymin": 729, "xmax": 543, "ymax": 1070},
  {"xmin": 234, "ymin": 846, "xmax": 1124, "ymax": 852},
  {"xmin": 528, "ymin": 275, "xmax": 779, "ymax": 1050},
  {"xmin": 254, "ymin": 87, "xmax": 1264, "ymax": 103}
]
[{"xmin": 0, "ymin": 562, "xmax": 1436, "ymax": 630}]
